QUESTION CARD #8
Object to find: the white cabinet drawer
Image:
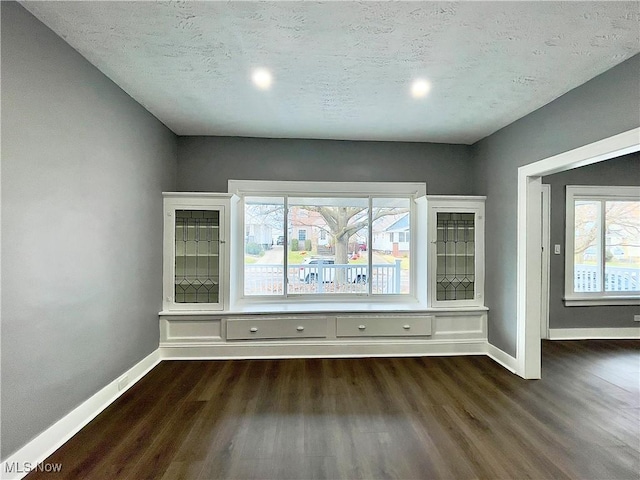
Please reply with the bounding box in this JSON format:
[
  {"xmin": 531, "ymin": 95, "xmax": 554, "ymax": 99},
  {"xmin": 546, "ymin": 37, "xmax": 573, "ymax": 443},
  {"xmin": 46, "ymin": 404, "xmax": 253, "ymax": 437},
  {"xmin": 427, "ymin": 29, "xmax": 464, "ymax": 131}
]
[
  {"xmin": 226, "ymin": 317, "xmax": 327, "ymax": 340},
  {"xmin": 336, "ymin": 315, "xmax": 432, "ymax": 337}
]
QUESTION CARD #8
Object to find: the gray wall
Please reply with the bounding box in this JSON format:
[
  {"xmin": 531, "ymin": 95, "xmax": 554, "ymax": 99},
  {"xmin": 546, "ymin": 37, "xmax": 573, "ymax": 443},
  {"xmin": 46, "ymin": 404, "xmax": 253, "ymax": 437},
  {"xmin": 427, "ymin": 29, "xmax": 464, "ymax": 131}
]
[
  {"xmin": 474, "ymin": 54, "xmax": 640, "ymax": 355},
  {"xmin": 543, "ymin": 152, "xmax": 640, "ymax": 329},
  {"xmin": 1, "ymin": 3, "xmax": 177, "ymax": 459},
  {"xmin": 177, "ymin": 137, "xmax": 473, "ymax": 194}
]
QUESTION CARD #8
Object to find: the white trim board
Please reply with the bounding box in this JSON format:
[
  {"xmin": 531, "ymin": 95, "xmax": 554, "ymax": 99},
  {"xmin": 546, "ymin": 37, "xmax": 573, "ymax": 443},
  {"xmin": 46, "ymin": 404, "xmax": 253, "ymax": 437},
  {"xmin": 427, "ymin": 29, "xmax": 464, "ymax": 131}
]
[
  {"xmin": 486, "ymin": 343, "xmax": 518, "ymax": 374},
  {"xmin": 228, "ymin": 179, "xmax": 427, "ymax": 197},
  {"xmin": 540, "ymin": 184, "xmax": 551, "ymax": 340},
  {"xmin": 548, "ymin": 328, "xmax": 640, "ymax": 340},
  {"xmin": 1, "ymin": 350, "xmax": 161, "ymax": 480},
  {"xmin": 160, "ymin": 340, "xmax": 489, "ymax": 360},
  {"xmin": 516, "ymin": 127, "xmax": 640, "ymax": 379}
]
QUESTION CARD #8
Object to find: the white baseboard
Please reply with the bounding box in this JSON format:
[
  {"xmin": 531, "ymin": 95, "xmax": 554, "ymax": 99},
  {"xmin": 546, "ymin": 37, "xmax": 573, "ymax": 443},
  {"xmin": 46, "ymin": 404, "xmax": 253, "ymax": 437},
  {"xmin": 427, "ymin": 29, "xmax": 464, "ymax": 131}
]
[
  {"xmin": 1, "ymin": 349, "xmax": 160, "ymax": 480},
  {"xmin": 159, "ymin": 339, "xmax": 488, "ymax": 360},
  {"xmin": 486, "ymin": 343, "xmax": 518, "ymax": 374},
  {"xmin": 548, "ymin": 327, "xmax": 640, "ymax": 340}
]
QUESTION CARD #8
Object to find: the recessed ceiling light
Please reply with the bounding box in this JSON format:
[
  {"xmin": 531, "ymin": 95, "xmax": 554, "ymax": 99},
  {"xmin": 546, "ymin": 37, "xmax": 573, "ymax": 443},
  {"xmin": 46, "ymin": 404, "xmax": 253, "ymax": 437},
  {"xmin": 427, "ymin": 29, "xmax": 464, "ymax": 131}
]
[
  {"xmin": 411, "ymin": 79, "xmax": 431, "ymax": 98},
  {"xmin": 252, "ymin": 68, "xmax": 272, "ymax": 90}
]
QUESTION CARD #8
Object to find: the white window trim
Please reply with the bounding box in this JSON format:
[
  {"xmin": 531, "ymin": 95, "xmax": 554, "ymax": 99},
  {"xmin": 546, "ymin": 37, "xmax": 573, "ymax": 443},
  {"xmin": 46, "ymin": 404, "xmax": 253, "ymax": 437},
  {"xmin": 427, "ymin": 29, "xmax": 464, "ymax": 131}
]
[
  {"xmin": 229, "ymin": 180, "xmax": 425, "ymax": 306},
  {"xmin": 564, "ymin": 185, "xmax": 640, "ymax": 306},
  {"xmin": 229, "ymin": 180, "xmax": 427, "ymax": 197}
]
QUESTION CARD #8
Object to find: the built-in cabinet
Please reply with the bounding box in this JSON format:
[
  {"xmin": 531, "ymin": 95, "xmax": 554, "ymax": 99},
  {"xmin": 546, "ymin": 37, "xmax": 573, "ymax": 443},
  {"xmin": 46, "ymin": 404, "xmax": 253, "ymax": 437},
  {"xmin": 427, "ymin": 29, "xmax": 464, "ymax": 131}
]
[
  {"xmin": 160, "ymin": 193, "xmax": 487, "ymax": 356},
  {"xmin": 162, "ymin": 193, "xmax": 231, "ymax": 312},
  {"xmin": 427, "ymin": 197, "xmax": 485, "ymax": 308},
  {"xmin": 160, "ymin": 311, "xmax": 487, "ymax": 359}
]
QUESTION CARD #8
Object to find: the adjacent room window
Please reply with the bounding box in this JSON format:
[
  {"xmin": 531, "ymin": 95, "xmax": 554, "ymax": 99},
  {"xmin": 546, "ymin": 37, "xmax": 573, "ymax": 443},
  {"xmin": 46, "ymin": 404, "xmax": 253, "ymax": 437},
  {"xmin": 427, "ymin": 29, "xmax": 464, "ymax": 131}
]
[
  {"xmin": 235, "ymin": 180, "xmax": 423, "ymax": 299},
  {"xmin": 565, "ymin": 186, "xmax": 640, "ymax": 305}
]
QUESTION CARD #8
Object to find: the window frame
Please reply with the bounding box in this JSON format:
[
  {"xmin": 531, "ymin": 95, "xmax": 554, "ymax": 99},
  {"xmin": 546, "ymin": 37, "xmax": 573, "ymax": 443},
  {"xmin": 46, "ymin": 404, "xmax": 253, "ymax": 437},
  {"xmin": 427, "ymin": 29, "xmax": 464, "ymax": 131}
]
[
  {"xmin": 564, "ymin": 185, "xmax": 640, "ymax": 306},
  {"xmin": 230, "ymin": 180, "xmax": 426, "ymax": 304}
]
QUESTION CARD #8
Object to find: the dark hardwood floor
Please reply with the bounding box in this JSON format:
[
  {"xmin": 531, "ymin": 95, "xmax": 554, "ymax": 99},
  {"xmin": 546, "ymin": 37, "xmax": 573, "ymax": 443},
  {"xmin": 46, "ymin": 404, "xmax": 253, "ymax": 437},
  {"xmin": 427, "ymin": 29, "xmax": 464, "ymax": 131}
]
[{"xmin": 26, "ymin": 340, "xmax": 639, "ymax": 480}]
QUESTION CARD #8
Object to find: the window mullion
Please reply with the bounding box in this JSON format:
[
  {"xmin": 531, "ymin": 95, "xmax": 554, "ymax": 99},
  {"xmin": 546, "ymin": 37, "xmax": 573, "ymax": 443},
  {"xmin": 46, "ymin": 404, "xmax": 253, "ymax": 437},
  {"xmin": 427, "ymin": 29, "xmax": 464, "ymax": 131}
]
[
  {"xmin": 368, "ymin": 196, "xmax": 373, "ymax": 296},
  {"xmin": 284, "ymin": 195, "xmax": 289, "ymax": 299},
  {"xmin": 600, "ymin": 200, "xmax": 606, "ymax": 293}
]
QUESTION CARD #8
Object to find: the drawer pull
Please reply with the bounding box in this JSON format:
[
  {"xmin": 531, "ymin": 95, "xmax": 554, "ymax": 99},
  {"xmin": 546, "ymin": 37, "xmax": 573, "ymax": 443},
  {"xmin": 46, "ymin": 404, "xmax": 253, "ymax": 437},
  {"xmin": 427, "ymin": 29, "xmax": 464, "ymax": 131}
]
[
  {"xmin": 296, "ymin": 326, "xmax": 305, "ymax": 332},
  {"xmin": 403, "ymin": 324, "xmax": 411, "ymax": 330},
  {"xmin": 358, "ymin": 325, "xmax": 366, "ymax": 330},
  {"xmin": 249, "ymin": 327, "xmax": 258, "ymax": 333}
]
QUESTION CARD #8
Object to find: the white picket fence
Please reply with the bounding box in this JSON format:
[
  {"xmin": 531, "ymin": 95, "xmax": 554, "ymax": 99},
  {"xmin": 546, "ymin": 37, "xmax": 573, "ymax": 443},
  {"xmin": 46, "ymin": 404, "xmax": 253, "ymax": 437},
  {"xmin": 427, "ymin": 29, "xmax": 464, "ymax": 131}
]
[
  {"xmin": 575, "ymin": 265, "xmax": 639, "ymax": 292},
  {"xmin": 245, "ymin": 261, "xmax": 403, "ymax": 295}
]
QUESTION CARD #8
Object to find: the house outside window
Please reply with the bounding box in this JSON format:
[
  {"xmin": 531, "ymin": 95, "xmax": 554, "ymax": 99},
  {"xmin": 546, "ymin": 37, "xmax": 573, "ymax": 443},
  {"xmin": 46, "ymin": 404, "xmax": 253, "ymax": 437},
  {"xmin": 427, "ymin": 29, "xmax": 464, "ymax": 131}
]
[{"xmin": 565, "ymin": 185, "xmax": 640, "ymax": 305}]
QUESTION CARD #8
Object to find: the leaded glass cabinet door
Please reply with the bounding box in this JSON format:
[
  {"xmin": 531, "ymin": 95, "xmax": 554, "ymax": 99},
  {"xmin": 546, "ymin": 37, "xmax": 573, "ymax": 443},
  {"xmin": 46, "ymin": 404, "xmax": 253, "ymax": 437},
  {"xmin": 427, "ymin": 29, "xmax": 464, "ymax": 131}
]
[
  {"xmin": 428, "ymin": 198, "xmax": 485, "ymax": 307},
  {"xmin": 174, "ymin": 210, "xmax": 220, "ymax": 304},
  {"xmin": 436, "ymin": 212, "xmax": 475, "ymax": 300},
  {"xmin": 163, "ymin": 194, "xmax": 230, "ymax": 311}
]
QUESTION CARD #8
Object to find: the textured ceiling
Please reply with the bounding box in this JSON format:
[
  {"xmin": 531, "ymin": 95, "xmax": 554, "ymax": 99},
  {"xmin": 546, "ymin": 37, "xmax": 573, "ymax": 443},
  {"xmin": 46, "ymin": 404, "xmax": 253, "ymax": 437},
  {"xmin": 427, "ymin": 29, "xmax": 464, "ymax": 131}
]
[{"xmin": 21, "ymin": 1, "xmax": 640, "ymax": 144}]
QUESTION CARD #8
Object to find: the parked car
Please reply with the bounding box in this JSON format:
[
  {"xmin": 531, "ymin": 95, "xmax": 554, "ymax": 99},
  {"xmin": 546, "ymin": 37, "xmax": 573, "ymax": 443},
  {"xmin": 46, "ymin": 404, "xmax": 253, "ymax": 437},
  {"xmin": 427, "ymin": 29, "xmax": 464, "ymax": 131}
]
[
  {"xmin": 276, "ymin": 235, "xmax": 285, "ymax": 245},
  {"xmin": 297, "ymin": 257, "xmax": 367, "ymax": 284},
  {"xmin": 349, "ymin": 241, "xmax": 367, "ymax": 252}
]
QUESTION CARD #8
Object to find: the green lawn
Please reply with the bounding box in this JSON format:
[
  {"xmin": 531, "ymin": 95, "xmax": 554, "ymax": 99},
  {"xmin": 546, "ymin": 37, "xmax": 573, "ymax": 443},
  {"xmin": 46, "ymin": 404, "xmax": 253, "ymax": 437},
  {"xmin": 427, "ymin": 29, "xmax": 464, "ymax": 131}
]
[
  {"xmin": 349, "ymin": 255, "xmax": 368, "ymax": 264},
  {"xmin": 288, "ymin": 251, "xmax": 309, "ymax": 265},
  {"xmin": 379, "ymin": 254, "xmax": 410, "ymax": 270}
]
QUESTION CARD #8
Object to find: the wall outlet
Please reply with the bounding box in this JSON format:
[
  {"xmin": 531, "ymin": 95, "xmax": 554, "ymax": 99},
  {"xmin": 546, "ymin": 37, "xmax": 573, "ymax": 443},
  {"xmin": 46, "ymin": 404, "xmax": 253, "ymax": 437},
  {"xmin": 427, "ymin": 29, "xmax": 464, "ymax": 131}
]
[
  {"xmin": 117, "ymin": 375, "xmax": 129, "ymax": 391},
  {"xmin": 634, "ymin": 315, "xmax": 640, "ymax": 322}
]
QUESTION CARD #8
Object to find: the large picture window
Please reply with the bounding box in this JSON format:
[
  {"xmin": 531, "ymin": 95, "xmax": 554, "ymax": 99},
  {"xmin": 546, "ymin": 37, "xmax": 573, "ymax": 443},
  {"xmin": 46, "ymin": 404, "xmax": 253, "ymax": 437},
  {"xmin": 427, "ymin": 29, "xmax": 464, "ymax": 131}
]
[
  {"xmin": 233, "ymin": 181, "xmax": 424, "ymax": 299},
  {"xmin": 565, "ymin": 186, "xmax": 640, "ymax": 305}
]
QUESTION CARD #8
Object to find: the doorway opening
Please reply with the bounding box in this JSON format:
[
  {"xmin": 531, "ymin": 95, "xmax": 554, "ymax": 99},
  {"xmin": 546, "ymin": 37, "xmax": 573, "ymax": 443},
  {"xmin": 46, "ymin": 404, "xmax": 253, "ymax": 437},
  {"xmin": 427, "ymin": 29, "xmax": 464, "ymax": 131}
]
[{"xmin": 516, "ymin": 127, "xmax": 640, "ymax": 379}]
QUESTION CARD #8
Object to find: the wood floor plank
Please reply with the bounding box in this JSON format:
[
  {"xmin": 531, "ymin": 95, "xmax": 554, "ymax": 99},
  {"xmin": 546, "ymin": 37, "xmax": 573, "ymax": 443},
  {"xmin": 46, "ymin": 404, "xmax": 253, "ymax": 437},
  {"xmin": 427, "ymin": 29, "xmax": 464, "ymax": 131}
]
[
  {"xmin": 24, "ymin": 361, "xmax": 205, "ymax": 480},
  {"xmin": 25, "ymin": 340, "xmax": 640, "ymax": 480},
  {"xmin": 159, "ymin": 461, "xmax": 205, "ymax": 480},
  {"xmin": 122, "ymin": 400, "xmax": 205, "ymax": 480}
]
